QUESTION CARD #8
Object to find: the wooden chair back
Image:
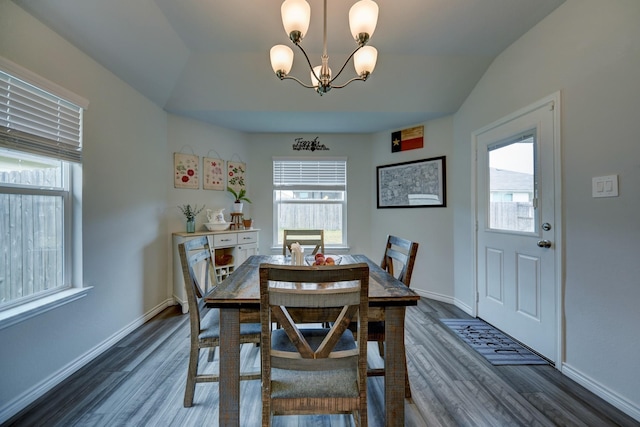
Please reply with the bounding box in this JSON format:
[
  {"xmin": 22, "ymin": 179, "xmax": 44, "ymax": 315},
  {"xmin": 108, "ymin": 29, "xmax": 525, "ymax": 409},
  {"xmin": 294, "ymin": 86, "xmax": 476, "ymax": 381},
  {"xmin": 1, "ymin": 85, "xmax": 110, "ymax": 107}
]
[
  {"xmin": 259, "ymin": 263, "xmax": 369, "ymax": 425},
  {"xmin": 380, "ymin": 235, "xmax": 419, "ymax": 287},
  {"xmin": 178, "ymin": 236, "xmax": 215, "ymax": 338},
  {"xmin": 282, "ymin": 229, "xmax": 325, "ymax": 255},
  {"xmin": 178, "ymin": 236, "xmax": 261, "ymax": 407}
]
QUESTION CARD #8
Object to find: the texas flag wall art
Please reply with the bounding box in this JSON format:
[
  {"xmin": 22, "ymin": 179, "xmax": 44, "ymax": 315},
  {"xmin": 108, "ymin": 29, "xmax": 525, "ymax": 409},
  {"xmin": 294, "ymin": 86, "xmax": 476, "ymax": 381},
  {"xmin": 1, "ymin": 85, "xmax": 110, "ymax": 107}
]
[{"xmin": 391, "ymin": 125, "xmax": 424, "ymax": 152}]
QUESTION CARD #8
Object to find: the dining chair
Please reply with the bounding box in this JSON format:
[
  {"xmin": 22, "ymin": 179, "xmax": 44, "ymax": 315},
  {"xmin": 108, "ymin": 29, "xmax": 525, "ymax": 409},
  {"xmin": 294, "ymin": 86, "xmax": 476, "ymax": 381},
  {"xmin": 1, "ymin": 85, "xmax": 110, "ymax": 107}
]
[
  {"xmin": 369, "ymin": 235, "xmax": 419, "ymax": 399},
  {"xmin": 178, "ymin": 236, "xmax": 261, "ymax": 407},
  {"xmin": 282, "ymin": 229, "xmax": 325, "ymax": 256},
  {"xmin": 259, "ymin": 263, "xmax": 369, "ymax": 427}
]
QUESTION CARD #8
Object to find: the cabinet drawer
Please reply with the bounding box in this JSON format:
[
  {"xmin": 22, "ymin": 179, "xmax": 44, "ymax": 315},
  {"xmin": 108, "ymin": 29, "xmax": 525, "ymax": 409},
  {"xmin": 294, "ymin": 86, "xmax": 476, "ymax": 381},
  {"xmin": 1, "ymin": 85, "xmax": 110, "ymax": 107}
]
[
  {"xmin": 237, "ymin": 231, "xmax": 258, "ymax": 245},
  {"xmin": 212, "ymin": 233, "xmax": 238, "ymax": 247}
]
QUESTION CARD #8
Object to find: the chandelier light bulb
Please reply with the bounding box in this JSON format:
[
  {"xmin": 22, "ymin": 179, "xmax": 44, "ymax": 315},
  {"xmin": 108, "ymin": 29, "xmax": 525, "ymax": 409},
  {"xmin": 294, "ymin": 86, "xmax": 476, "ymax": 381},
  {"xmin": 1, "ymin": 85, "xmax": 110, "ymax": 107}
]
[
  {"xmin": 354, "ymin": 46, "xmax": 377, "ymax": 76},
  {"xmin": 281, "ymin": 0, "xmax": 311, "ymax": 42},
  {"xmin": 310, "ymin": 65, "xmax": 332, "ymax": 89},
  {"xmin": 349, "ymin": 0, "xmax": 379, "ymax": 44},
  {"xmin": 270, "ymin": 45, "xmax": 294, "ymax": 75}
]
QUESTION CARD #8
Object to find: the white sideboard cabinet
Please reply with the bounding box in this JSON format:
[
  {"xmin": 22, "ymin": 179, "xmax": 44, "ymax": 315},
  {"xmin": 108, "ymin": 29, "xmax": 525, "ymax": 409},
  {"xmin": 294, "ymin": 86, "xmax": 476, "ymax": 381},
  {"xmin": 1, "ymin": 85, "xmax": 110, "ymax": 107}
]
[{"xmin": 172, "ymin": 229, "xmax": 259, "ymax": 313}]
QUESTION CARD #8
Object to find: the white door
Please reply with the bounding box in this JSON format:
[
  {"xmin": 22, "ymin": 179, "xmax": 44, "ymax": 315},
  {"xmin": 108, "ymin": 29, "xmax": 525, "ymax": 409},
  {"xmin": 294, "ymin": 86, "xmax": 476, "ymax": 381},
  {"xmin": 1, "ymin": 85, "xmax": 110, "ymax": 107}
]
[{"xmin": 474, "ymin": 94, "xmax": 560, "ymax": 363}]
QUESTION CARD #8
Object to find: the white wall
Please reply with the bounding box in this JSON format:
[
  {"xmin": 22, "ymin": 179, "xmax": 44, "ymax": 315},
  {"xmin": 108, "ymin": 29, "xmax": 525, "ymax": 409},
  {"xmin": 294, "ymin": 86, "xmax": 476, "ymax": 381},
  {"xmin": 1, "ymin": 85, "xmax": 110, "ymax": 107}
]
[
  {"xmin": 246, "ymin": 133, "xmax": 373, "ymax": 257},
  {"xmin": 165, "ymin": 115, "xmax": 249, "ymax": 296},
  {"xmin": 0, "ymin": 1, "xmax": 170, "ymax": 419},
  {"xmin": 452, "ymin": 0, "xmax": 640, "ymax": 417},
  {"xmin": 370, "ymin": 117, "xmax": 455, "ymax": 301}
]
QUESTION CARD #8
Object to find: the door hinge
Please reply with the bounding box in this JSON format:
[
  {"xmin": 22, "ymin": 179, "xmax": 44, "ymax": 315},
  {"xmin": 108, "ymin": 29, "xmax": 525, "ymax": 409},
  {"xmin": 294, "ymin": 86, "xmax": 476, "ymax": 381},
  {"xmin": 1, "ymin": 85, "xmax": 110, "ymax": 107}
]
[{"xmin": 476, "ymin": 292, "xmax": 480, "ymax": 303}]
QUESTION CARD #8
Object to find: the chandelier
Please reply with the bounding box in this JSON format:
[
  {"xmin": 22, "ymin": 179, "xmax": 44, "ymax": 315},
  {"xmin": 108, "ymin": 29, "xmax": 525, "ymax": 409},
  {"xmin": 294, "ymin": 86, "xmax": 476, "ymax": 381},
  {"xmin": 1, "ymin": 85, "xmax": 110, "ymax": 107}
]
[{"xmin": 269, "ymin": 0, "xmax": 379, "ymax": 95}]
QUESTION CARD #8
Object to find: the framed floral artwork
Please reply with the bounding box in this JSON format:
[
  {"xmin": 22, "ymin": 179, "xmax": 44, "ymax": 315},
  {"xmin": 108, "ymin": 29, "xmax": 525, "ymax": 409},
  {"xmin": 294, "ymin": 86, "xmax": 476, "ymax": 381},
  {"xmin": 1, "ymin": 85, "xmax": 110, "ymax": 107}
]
[
  {"xmin": 227, "ymin": 161, "xmax": 246, "ymax": 192},
  {"xmin": 174, "ymin": 153, "xmax": 199, "ymax": 189},
  {"xmin": 203, "ymin": 157, "xmax": 225, "ymax": 190}
]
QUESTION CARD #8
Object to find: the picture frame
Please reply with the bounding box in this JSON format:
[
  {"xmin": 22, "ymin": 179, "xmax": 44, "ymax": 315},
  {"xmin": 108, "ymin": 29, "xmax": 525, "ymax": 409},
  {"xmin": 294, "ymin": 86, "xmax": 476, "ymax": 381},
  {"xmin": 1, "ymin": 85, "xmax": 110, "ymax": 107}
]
[
  {"xmin": 203, "ymin": 157, "xmax": 225, "ymax": 190},
  {"xmin": 174, "ymin": 152, "xmax": 199, "ymax": 189},
  {"xmin": 376, "ymin": 156, "xmax": 446, "ymax": 208}
]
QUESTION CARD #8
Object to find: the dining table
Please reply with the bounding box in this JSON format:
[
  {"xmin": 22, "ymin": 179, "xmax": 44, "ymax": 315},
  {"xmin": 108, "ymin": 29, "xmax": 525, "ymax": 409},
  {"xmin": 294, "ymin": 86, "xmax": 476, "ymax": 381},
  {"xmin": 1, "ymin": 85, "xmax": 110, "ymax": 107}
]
[{"xmin": 204, "ymin": 253, "xmax": 420, "ymax": 426}]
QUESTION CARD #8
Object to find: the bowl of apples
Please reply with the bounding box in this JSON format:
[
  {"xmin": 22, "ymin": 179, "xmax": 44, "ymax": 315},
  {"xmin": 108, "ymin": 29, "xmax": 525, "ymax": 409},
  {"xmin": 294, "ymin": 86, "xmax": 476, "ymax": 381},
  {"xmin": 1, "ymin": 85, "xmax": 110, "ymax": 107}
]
[{"xmin": 306, "ymin": 253, "xmax": 341, "ymax": 266}]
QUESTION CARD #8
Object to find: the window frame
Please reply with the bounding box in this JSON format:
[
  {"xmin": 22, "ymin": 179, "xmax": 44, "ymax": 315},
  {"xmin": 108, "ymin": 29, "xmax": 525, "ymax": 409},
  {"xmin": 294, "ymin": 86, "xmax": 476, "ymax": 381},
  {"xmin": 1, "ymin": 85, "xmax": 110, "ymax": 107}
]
[
  {"xmin": 0, "ymin": 57, "xmax": 89, "ymax": 330},
  {"xmin": 272, "ymin": 157, "xmax": 348, "ymax": 250}
]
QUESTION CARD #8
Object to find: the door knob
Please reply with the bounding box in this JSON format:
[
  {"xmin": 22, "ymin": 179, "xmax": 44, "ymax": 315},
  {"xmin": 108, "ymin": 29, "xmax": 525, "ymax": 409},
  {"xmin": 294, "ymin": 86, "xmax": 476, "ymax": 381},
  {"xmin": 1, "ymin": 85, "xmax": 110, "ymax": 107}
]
[{"xmin": 537, "ymin": 240, "xmax": 552, "ymax": 248}]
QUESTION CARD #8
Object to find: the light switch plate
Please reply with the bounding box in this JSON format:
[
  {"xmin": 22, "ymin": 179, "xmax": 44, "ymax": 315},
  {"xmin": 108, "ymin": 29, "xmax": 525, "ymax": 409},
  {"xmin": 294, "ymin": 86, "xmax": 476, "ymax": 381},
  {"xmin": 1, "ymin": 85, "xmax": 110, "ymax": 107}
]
[{"xmin": 592, "ymin": 175, "xmax": 619, "ymax": 198}]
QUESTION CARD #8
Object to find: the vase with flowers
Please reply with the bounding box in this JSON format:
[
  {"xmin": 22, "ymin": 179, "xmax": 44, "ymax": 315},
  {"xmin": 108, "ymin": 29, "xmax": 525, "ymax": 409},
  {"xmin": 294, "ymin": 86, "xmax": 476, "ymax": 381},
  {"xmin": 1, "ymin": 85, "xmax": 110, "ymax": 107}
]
[
  {"xmin": 227, "ymin": 186, "xmax": 252, "ymax": 213},
  {"xmin": 179, "ymin": 204, "xmax": 205, "ymax": 233}
]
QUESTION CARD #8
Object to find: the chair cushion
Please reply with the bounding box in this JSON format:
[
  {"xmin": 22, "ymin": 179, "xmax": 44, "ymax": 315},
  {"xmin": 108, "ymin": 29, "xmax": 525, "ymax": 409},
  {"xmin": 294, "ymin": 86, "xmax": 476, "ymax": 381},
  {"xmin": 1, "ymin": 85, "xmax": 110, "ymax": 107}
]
[
  {"xmin": 199, "ymin": 308, "xmax": 221, "ymax": 340},
  {"xmin": 239, "ymin": 322, "xmax": 261, "ymax": 335},
  {"xmin": 199, "ymin": 308, "xmax": 260, "ymax": 340},
  {"xmin": 271, "ymin": 367, "xmax": 359, "ymax": 399},
  {"xmin": 270, "ymin": 328, "xmax": 359, "ymax": 398}
]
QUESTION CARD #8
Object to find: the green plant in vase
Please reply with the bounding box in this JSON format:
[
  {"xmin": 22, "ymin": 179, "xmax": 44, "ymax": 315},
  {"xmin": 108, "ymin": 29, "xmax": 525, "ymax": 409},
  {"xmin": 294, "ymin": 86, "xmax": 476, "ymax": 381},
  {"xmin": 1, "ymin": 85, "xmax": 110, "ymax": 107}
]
[
  {"xmin": 179, "ymin": 204, "xmax": 205, "ymax": 233},
  {"xmin": 227, "ymin": 187, "xmax": 251, "ymax": 213}
]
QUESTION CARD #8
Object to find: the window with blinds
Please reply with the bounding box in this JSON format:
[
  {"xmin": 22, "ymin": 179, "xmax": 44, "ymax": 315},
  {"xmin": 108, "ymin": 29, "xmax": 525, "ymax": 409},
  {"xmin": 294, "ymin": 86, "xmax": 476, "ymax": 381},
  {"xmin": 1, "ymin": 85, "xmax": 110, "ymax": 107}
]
[
  {"xmin": 273, "ymin": 158, "xmax": 347, "ymax": 247},
  {"xmin": 0, "ymin": 69, "xmax": 84, "ymax": 163},
  {"xmin": 0, "ymin": 59, "xmax": 86, "ymax": 317}
]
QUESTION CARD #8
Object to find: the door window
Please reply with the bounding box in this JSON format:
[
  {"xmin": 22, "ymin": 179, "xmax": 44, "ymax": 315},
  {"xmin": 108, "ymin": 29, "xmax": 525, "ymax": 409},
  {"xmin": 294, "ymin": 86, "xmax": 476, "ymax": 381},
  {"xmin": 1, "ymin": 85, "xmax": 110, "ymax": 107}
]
[{"xmin": 487, "ymin": 132, "xmax": 536, "ymax": 233}]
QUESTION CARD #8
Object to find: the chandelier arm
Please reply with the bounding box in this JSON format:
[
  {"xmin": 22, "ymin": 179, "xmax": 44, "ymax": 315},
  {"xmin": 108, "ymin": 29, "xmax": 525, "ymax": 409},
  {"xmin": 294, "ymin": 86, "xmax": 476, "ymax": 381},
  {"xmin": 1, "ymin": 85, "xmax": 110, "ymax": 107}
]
[
  {"xmin": 328, "ymin": 45, "xmax": 362, "ymax": 85},
  {"xmin": 329, "ymin": 76, "xmax": 367, "ymax": 89},
  {"xmin": 294, "ymin": 42, "xmax": 323, "ymax": 83},
  {"xmin": 279, "ymin": 74, "xmax": 316, "ymax": 89}
]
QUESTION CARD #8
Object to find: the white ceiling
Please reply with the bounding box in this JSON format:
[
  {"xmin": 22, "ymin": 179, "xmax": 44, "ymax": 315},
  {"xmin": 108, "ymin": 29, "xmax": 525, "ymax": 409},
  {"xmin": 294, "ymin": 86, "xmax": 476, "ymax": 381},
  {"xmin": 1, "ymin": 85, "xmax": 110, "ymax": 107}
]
[{"xmin": 13, "ymin": 0, "xmax": 565, "ymax": 134}]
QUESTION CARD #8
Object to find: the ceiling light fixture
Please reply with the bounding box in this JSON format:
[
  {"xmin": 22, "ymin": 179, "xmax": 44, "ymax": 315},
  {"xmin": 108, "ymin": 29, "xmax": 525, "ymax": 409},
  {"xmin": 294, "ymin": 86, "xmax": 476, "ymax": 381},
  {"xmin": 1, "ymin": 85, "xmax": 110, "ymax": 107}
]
[{"xmin": 270, "ymin": 0, "xmax": 379, "ymax": 95}]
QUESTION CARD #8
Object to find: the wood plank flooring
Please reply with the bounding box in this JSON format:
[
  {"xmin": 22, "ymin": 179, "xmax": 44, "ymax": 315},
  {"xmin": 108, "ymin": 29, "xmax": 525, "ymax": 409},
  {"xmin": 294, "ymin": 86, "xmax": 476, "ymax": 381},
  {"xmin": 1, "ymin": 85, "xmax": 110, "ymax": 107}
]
[{"xmin": 4, "ymin": 298, "xmax": 638, "ymax": 426}]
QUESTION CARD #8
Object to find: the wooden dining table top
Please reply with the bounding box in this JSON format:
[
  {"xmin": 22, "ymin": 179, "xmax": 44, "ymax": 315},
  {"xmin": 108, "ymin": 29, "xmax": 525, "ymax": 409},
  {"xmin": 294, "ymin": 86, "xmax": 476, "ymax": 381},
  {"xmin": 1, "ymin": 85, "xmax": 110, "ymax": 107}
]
[{"xmin": 204, "ymin": 254, "xmax": 420, "ymax": 308}]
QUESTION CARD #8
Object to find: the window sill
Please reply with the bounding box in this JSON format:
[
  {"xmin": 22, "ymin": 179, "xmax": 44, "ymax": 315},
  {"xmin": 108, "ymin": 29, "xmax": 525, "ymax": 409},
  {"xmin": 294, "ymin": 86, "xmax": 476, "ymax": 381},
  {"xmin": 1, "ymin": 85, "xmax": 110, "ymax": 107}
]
[{"xmin": 0, "ymin": 287, "xmax": 92, "ymax": 331}]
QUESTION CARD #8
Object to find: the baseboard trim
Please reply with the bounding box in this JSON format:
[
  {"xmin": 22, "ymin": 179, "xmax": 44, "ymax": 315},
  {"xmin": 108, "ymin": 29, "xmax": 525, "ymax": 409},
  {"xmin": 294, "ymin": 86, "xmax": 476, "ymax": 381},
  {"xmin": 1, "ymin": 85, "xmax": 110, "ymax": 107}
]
[
  {"xmin": 562, "ymin": 363, "xmax": 640, "ymax": 422},
  {"xmin": 412, "ymin": 289, "xmax": 473, "ymax": 316},
  {"xmin": 413, "ymin": 289, "xmax": 455, "ymax": 305},
  {"xmin": 0, "ymin": 298, "xmax": 173, "ymax": 424}
]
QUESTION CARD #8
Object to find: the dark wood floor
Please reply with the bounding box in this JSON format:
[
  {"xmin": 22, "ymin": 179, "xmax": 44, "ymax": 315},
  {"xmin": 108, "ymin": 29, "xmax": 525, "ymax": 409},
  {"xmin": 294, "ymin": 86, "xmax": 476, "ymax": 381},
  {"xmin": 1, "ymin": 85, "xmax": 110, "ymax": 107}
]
[{"xmin": 5, "ymin": 298, "xmax": 638, "ymax": 426}]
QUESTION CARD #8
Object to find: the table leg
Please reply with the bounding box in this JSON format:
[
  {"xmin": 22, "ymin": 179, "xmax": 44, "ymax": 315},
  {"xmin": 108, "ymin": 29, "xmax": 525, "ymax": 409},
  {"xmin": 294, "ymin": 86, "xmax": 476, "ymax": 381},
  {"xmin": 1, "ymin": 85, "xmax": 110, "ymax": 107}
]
[
  {"xmin": 219, "ymin": 308, "xmax": 240, "ymax": 426},
  {"xmin": 385, "ymin": 306, "xmax": 406, "ymax": 426}
]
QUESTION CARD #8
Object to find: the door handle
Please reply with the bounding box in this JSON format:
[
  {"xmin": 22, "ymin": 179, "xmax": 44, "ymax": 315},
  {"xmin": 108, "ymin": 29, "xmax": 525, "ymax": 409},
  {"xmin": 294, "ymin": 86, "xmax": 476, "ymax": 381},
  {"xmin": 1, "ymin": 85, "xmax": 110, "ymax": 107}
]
[{"xmin": 537, "ymin": 240, "xmax": 552, "ymax": 248}]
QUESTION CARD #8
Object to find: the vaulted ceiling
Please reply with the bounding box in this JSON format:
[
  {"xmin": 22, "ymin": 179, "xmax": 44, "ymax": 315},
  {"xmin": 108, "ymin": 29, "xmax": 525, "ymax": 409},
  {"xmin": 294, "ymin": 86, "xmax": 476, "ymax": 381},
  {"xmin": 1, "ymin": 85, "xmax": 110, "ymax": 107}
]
[{"xmin": 14, "ymin": 0, "xmax": 565, "ymax": 133}]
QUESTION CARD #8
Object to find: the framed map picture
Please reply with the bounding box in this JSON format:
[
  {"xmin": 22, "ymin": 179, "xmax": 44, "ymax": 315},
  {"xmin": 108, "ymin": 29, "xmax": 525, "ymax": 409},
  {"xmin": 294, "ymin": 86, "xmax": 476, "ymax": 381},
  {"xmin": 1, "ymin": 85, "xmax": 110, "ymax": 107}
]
[
  {"xmin": 174, "ymin": 153, "xmax": 199, "ymax": 189},
  {"xmin": 203, "ymin": 157, "xmax": 225, "ymax": 190},
  {"xmin": 377, "ymin": 156, "xmax": 446, "ymax": 208}
]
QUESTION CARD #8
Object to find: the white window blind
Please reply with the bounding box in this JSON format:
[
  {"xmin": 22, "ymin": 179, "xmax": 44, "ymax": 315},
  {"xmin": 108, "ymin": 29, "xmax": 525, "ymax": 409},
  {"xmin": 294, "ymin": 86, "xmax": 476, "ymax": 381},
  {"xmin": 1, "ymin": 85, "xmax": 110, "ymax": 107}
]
[
  {"xmin": 0, "ymin": 69, "xmax": 84, "ymax": 163},
  {"xmin": 273, "ymin": 159, "xmax": 346, "ymax": 190}
]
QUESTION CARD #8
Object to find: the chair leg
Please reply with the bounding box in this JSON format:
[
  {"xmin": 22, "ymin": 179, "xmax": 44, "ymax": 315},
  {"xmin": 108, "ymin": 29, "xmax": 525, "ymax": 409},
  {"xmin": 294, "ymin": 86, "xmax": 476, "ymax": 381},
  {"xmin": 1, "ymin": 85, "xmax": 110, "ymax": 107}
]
[
  {"xmin": 184, "ymin": 346, "xmax": 199, "ymax": 407},
  {"xmin": 404, "ymin": 346, "xmax": 411, "ymax": 399},
  {"xmin": 404, "ymin": 365, "xmax": 411, "ymax": 399}
]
